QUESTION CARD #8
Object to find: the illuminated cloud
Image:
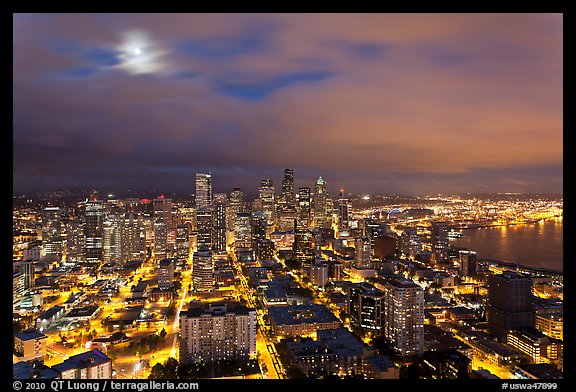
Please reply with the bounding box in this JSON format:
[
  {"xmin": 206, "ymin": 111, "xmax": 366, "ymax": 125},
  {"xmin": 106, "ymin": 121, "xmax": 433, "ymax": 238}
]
[{"xmin": 114, "ymin": 30, "xmax": 169, "ymax": 75}]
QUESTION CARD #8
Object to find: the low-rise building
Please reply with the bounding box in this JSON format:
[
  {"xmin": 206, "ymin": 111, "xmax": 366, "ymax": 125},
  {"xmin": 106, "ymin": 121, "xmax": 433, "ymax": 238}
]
[
  {"xmin": 52, "ymin": 349, "xmax": 113, "ymax": 379},
  {"xmin": 36, "ymin": 305, "xmax": 65, "ymax": 331},
  {"xmin": 507, "ymin": 328, "xmax": 562, "ymax": 363},
  {"xmin": 268, "ymin": 304, "xmax": 341, "ymax": 337},
  {"xmin": 14, "ymin": 329, "xmax": 48, "ymax": 363}
]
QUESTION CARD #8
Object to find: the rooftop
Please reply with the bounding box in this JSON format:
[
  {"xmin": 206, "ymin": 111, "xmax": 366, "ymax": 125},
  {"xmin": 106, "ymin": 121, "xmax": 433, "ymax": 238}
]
[
  {"xmin": 15, "ymin": 329, "xmax": 47, "ymax": 341},
  {"xmin": 52, "ymin": 349, "xmax": 111, "ymax": 373},
  {"xmin": 268, "ymin": 304, "xmax": 340, "ymax": 326}
]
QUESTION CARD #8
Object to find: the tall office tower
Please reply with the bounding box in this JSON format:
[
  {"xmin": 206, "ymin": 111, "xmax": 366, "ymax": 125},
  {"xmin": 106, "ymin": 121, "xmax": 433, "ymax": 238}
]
[
  {"xmin": 234, "ymin": 212, "xmax": 252, "ymax": 245},
  {"xmin": 293, "ymin": 225, "xmax": 316, "ymax": 266},
  {"xmin": 66, "ymin": 220, "xmax": 84, "ymax": 262},
  {"xmin": 281, "ymin": 168, "xmax": 294, "ymax": 204},
  {"xmin": 337, "ymin": 197, "xmax": 350, "ymax": 233},
  {"xmin": 102, "ymin": 213, "xmax": 122, "ymax": 263},
  {"xmin": 251, "ymin": 212, "xmax": 267, "ymax": 252},
  {"xmin": 383, "ymin": 277, "xmax": 425, "ymax": 356},
  {"xmin": 313, "ymin": 177, "xmax": 330, "ymax": 228},
  {"xmin": 400, "ymin": 227, "xmax": 422, "ymax": 258},
  {"xmin": 276, "ymin": 204, "xmax": 297, "ymax": 232},
  {"xmin": 179, "ymin": 301, "xmax": 256, "ymax": 363},
  {"xmin": 84, "ymin": 191, "xmax": 104, "ymax": 263},
  {"xmin": 195, "ymin": 173, "xmax": 212, "ymax": 209},
  {"xmin": 122, "ymin": 212, "xmax": 146, "ymax": 262},
  {"xmin": 153, "ymin": 197, "xmax": 174, "ymax": 228},
  {"xmin": 192, "ymin": 250, "xmax": 214, "ymax": 291},
  {"xmin": 458, "ymin": 249, "xmax": 477, "ymax": 278},
  {"xmin": 176, "ymin": 224, "xmax": 191, "ymax": 261},
  {"xmin": 229, "ymin": 188, "xmax": 245, "ymax": 233},
  {"xmin": 297, "ymin": 187, "xmax": 311, "ymax": 229},
  {"xmin": 154, "ymin": 218, "xmax": 168, "ymax": 260},
  {"xmin": 158, "ymin": 258, "xmax": 175, "ymax": 290},
  {"xmin": 347, "ymin": 282, "xmax": 385, "ymax": 333},
  {"xmin": 212, "ymin": 203, "xmax": 227, "ymax": 252},
  {"xmin": 431, "ymin": 222, "xmax": 450, "ymax": 264},
  {"xmin": 20, "ymin": 259, "xmax": 35, "ymax": 289},
  {"xmin": 259, "ymin": 179, "xmax": 275, "ymax": 226},
  {"xmin": 41, "ymin": 207, "xmax": 63, "ymax": 260},
  {"xmin": 196, "ymin": 207, "xmax": 213, "ymax": 250},
  {"xmin": 487, "ymin": 272, "xmax": 535, "ymax": 341},
  {"xmin": 178, "ymin": 204, "xmax": 196, "ymax": 229},
  {"xmin": 354, "ymin": 237, "xmax": 372, "ymax": 268}
]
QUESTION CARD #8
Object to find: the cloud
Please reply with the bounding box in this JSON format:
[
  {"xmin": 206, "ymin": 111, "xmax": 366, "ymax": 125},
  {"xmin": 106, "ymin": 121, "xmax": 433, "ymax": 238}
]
[{"xmin": 13, "ymin": 13, "xmax": 563, "ymax": 195}]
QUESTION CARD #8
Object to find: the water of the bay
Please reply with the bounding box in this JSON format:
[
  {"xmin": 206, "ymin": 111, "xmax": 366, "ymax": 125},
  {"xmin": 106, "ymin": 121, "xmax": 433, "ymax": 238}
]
[{"xmin": 452, "ymin": 217, "xmax": 563, "ymax": 273}]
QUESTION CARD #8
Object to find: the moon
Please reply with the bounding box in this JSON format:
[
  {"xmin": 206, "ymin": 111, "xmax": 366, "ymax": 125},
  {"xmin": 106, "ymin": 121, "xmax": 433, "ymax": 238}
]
[{"xmin": 133, "ymin": 47, "xmax": 141, "ymax": 55}]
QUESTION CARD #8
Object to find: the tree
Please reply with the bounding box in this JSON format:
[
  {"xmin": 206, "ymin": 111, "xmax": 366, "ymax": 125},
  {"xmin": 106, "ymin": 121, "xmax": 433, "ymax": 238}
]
[{"xmin": 159, "ymin": 328, "xmax": 167, "ymax": 340}]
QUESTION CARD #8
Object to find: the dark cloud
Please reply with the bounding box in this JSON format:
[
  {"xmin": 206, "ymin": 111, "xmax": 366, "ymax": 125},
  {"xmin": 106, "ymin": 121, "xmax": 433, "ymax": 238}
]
[{"xmin": 13, "ymin": 13, "xmax": 563, "ymax": 195}]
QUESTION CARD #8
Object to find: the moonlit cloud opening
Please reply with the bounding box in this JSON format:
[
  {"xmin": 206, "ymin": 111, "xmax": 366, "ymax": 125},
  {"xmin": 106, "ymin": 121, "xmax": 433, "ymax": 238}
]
[{"xmin": 114, "ymin": 31, "xmax": 168, "ymax": 75}]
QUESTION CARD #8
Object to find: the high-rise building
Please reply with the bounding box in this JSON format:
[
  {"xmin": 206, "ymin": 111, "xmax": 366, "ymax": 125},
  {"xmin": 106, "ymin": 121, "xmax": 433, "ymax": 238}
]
[
  {"xmin": 153, "ymin": 218, "xmax": 169, "ymax": 260},
  {"xmin": 179, "ymin": 301, "xmax": 256, "ymax": 363},
  {"xmin": 234, "ymin": 212, "xmax": 252, "ymax": 245},
  {"xmin": 431, "ymin": 222, "xmax": 450, "ymax": 264},
  {"xmin": 192, "ymin": 251, "xmax": 214, "ymax": 291},
  {"xmin": 41, "ymin": 207, "xmax": 63, "ymax": 260},
  {"xmin": 276, "ymin": 204, "xmax": 297, "ymax": 232},
  {"xmin": 52, "ymin": 349, "xmax": 112, "ymax": 379},
  {"xmin": 309, "ymin": 262, "xmax": 329, "ymax": 287},
  {"xmin": 487, "ymin": 272, "xmax": 534, "ymax": 341},
  {"xmin": 229, "ymin": 188, "xmax": 245, "ymax": 235},
  {"xmin": 212, "ymin": 203, "xmax": 227, "ymax": 252},
  {"xmin": 196, "ymin": 207, "xmax": 213, "ymax": 250},
  {"xmin": 20, "ymin": 259, "xmax": 35, "ymax": 289},
  {"xmin": 257, "ymin": 239, "xmax": 275, "ymax": 261},
  {"xmin": 347, "ymin": 282, "xmax": 385, "ymax": 332},
  {"xmin": 102, "ymin": 213, "xmax": 122, "ymax": 263},
  {"xmin": 251, "ymin": 212, "xmax": 267, "ymax": 252},
  {"xmin": 459, "ymin": 250, "xmax": 477, "ymax": 277},
  {"xmin": 297, "ymin": 187, "xmax": 311, "ymax": 229},
  {"xmin": 153, "ymin": 197, "xmax": 174, "ymax": 229},
  {"xmin": 354, "ymin": 237, "xmax": 372, "ymax": 268},
  {"xmin": 400, "ymin": 228, "xmax": 422, "ymax": 258},
  {"xmin": 66, "ymin": 220, "xmax": 84, "ymax": 262},
  {"xmin": 195, "ymin": 173, "xmax": 212, "ymax": 209},
  {"xmin": 13, "ymin": 272, "xmax": 25, "ymax": 304},
  {"xmin": 383, "ymin": 277, "xmax": 425, "ymax": 356},
  {"xmin": 176, "ymin": 224, "xmax": 190, "ymax": 261},
  {"xmin": 121, "ymin": 212, "xmax": 146, "ymax": 262},
  {"xmin": 337, "ymin": 197, "xmax": 350, "ymax": 233},
  {"xmin": 158, "ymin": 258, "xmax": 175, "ymax": 290},
  {"xmin": 84, "ymin": 191, "xmax": 104, "ymax": 263},
  {"xmin": 293, "ymin": 226, "xmax": 315, "ymax": 266},
  {"xmin": 259, "ymin": 179, "xmax": 275, "ymax": 226},
  {"xmin": 281, "ymin": 168, "xmax": 294, "ymax": 204},
  {"xmin": 313, "ymin": 177, "xmax": 330, "ymax": 229}
]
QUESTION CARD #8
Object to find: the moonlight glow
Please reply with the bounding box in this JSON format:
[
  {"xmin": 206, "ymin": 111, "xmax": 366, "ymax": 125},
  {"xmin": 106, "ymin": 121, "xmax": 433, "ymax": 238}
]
[{"xmin": 114, "ymin": 31, "xmax": 167, "ymax": 75}]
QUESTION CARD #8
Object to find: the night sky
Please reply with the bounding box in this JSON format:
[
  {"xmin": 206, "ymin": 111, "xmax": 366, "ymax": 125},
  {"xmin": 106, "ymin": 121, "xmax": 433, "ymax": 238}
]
[{"xmin": 13, "ymin": 13, "xmax": 563, "ymax": 196}]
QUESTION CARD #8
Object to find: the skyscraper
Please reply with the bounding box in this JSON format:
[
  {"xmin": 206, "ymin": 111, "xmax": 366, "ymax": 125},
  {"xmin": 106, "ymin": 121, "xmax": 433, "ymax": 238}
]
[
  {"xmin": 400, "ymin": 227, "xmax": 422, "ymax": 258},
  {"xmin": 102, "ymin": 213, "xmax": 122, "ymax": 263},
  {"xmin": 234, "ymin": 212, "xmax": 252, "ymax": 246},
  {"xmin": 487, "ymin": 272, "xmax": 535, "ymax": 341},
  {"xmin": 229, "ymin": 188, "xmax": 245, "ymax": 234},
  {"xmin": 212, "ymin": 203, "xmax": 227, "ymax": 252},
  {"xmin": 41, "ymin": 207, "xmax": 63, "ymax": 261},
  {"xmin": 354, "ymin": 237, "xmax": 372, "ymax": 268},
  {"xmin": 192, "ymin": 250, "xmax": 214, "ymax": 291},
  {"xmin": 84, "ymin": 191, "xmax": 104, "ymax": 263},
  {"xmin": 337, "ymin": 197, "xmax": 350, "ymax": 234},
  {"xmin": 313, "ymin": 177, "xmax": 330, "ymax": 228},
  {"xmin": 153, "ymin": 218, "xmax": 169, "ymax": 260},
  {"xmin": 196, "ymin": 207, "xmax": 213, "ymax": 250},
  {"xmin": 383, "ymin": 277, "xmax": 425, "ymax": 356},
  {"xmin": 459, "ymin": 249, "xmax": 477, "ymax": 278},
  {"xmin": 347, "ymin": 282, "xmax": 385, "ymax": 333},
  {"xmin": 153, "ymin": 197, "xmax": 174, "ymax": 229},
  {"xmin": 122, "ymin": 212, "xmax": 146, "ymax": 262},
  {"xmin": 431, "ymin": 222, "xmax": 450, "ymax": 264},
  {"xmin": 281, "ymin": 168, "xmax": 294, "ymax": 204},
  {"xmin": 259, "ymin": 179, "xmax": 275, "ymax": 227},
  {"xmin": 176, "ymin": 224, "xmax": 191, "ymax": 261},
  {"xmin": 66, "ymin": 220, "xmax": 84, "ymax": 263},
  {"xmin": 195, "ymin": 173, "xmax": 212, "ymax": 209},
  {"xmin": 297, "ymin": 187, "xmax": 311, "ymax": 229}
]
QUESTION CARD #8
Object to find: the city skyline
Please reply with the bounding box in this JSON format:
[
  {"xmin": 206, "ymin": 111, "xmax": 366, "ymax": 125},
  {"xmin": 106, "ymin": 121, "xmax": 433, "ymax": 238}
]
[{"xmin": 13, "ymin": 13, "xmax": 563, "ymax": 195}]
